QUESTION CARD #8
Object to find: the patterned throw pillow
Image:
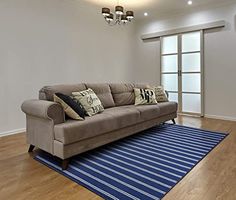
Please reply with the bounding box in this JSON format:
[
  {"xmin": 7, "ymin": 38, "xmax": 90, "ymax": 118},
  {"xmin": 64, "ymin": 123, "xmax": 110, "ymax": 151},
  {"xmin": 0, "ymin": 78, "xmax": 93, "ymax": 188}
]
[
  {"xmin": 134, "ymin": 88, "xmax": 157, "ymax": 106},
  {"xmin": 72, "ymin": 89, "xmax": 104, "ymax": 116},
  {"xmin": 153, "ymin": 86, "xmax": 169, "ymax": 102},
  {"xmin": 54, "ymin": 93, "xmax": 85, "ymax": 120}
]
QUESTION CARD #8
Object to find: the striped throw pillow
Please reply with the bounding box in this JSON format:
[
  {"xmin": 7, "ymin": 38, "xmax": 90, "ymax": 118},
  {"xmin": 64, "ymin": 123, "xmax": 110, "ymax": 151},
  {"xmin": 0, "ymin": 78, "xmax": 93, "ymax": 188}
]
[{"xmin": 134, "ymin": 88, "xmax": 157, "ymax": 106}]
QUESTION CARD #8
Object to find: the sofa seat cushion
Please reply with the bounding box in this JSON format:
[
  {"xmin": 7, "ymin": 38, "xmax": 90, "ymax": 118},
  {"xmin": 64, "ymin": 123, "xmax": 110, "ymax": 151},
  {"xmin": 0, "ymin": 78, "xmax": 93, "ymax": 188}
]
[
  {"xmin": 54, "ymin": 107, "xmax": 141, "ymax": 144},
  {"xmin": 118, "ymin": 105, "xmax": 161, "ymax": 121},
  {"xmin": 135, "ymin": 105, "xmax": 161, "ymax": 120},
  {"xmin": 158, "ymin": 101, "xmax": 178, "ymax": 116},
  {"xmin": 103, "ymin": 106, "xmax": 141, "ymax": 128},
  {"xmin": 54, "ymin": 113, "xmax": 117, "ymax": 144}
]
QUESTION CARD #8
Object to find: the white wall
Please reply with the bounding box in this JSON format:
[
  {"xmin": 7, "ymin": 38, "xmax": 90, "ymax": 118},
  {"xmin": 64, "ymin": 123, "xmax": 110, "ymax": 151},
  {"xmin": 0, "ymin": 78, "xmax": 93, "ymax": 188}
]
[
  {"xmin": 0, "ymin": 0, "xmax": 135, "ymax": 134},
  {"xmin": 1, "ymin": 1, "xmax": 236, "ymax": 135},
  {"xmin": 133, "ymin": 2, "xmax": 236, "ymax": 121}
]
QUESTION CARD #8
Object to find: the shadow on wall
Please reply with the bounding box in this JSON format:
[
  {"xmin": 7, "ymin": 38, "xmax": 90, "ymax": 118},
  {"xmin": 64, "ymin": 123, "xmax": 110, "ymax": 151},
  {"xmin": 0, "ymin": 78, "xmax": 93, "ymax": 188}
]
[
  {"xmin": 205, "ymin": 21, "xmax": 229, "ymax": 34},
  {"xmin": 143, "ymin": 38, "xmax": 160, "ymax": 44},
  {"xmin": 225, "ymin": 21, "xmax": 231, "ymax": 31},
  {"xmin": 235, "ymin": 15, "xmax": 236, "ymax": 32},
  {"xmin": 205, "ymin": 27, "xmax": 226, "ymax": 34}
]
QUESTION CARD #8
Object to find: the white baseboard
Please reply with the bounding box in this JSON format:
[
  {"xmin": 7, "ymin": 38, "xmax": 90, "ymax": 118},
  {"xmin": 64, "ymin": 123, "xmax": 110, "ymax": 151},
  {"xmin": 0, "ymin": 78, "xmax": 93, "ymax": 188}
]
[
  {"xmin": 205, "ymin": 114, "xmax": 236, "ymax": 122},
  {"xmin": 0, "ymin": 128, "xmax": 26, "ymax": 137}
]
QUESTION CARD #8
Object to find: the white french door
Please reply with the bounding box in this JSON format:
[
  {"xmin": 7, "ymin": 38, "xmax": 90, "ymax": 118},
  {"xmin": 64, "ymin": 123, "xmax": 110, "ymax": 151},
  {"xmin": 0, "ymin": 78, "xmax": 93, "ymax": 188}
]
[{"xmin": 160, "ymin": 31, "xmax": 204, "ymax": 116}]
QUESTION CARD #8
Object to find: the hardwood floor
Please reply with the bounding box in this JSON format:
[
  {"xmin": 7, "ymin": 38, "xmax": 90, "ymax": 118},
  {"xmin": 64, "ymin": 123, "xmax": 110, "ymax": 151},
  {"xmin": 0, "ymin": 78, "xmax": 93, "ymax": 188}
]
[{"xmin": 0, "ymin": 116, "xmax": 236, "ymax": 200}]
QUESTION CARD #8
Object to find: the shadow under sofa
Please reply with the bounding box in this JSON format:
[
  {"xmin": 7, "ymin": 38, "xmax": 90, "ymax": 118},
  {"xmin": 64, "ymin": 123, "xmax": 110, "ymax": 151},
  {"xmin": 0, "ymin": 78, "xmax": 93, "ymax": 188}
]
[{"xmin": 21, "ymin": 83, "xmax": 178, "ymax": 169}]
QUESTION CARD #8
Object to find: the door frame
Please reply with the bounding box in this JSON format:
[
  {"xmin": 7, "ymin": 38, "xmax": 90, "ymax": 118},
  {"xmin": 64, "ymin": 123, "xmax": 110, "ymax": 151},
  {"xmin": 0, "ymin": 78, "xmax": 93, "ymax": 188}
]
[{"xmin": 160, "ymin": 30, "xmax": 204, "ymax": 117}]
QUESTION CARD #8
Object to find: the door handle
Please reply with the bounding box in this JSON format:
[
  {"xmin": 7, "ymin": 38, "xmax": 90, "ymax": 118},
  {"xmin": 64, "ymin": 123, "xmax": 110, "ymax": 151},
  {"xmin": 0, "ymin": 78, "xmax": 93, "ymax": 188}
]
[{"xmin": 178, "ymin": 70, "xmax": 182, "ymax": 76}]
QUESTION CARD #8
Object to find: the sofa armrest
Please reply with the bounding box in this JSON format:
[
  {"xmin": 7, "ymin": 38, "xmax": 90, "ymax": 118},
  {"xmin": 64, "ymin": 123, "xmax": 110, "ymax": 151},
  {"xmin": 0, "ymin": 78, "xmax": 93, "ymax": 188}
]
[{"xmin": 21, "ymin": 99, "xmax": 65, "ymax": 125}]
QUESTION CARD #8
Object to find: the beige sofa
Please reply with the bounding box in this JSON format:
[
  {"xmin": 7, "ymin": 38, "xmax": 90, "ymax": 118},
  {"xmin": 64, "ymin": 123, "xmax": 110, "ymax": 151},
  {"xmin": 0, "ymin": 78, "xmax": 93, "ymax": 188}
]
[{"xmin": 21, "ymin": 83, "xmax": 177, "ymax": 169}]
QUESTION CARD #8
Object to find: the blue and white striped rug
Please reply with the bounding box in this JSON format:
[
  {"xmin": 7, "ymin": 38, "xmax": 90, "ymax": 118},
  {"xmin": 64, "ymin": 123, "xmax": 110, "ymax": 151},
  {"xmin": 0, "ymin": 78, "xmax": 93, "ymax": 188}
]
[{"xmin": 35, "ymin": 124, "xmax": 227, "ymax": 200}]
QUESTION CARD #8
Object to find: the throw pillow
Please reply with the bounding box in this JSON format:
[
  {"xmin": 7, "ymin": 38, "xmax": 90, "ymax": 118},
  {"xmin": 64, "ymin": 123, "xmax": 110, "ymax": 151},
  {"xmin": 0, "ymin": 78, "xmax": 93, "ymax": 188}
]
[
  {"xmin": 134, "ymin": 88, "xmax": 157, "ymax": 105},
  {"xmin": 54, "ymin": 93, "xmax": 85, "ymax": 120},
  {"xmin": 153, "ymin": 86, "xmax": 169, "ymax": 102},
  {"xmin": 72, "ymin": 88, "xmax": 104, "ymax": 116}
]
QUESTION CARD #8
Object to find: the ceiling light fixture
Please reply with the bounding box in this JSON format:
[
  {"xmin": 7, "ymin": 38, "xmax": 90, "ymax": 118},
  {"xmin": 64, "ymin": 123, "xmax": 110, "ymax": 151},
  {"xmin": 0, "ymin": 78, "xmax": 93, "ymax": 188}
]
[
  {"xmin": 102, "ymin": 0, "xmax": 134, "ymax": 26},
  {"xmin": 144, "ymin": 12, "xmax": 148, "ymax": 16},
  {"xmin": 188, "ymin": 0, "xmax": 193, "ymax": 5}
]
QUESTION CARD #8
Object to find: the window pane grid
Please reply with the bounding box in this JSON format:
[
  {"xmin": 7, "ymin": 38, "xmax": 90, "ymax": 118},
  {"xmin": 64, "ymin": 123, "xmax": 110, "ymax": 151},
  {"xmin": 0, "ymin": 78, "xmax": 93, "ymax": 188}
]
[
  {"xmin": 161, "ymin": 72, "xmax": 178, "ymax": 74},
  {"xmin": 166, "ymin": 91, "xmax": 178, "ymax": 93},
  {"xmin": 182, "ymin": 72, "xmax": 201, "ymax": 74},
  {"xmin": 160, "ymin": 31, "xmax": 203, "ymax": 116},
  {"xmin": 161, "ymin": 53, "xmax": 178, "ymax": 56},
  {"xmin": 182, "ymin": 92, "xmax": 201, "ymax": 94},
  {"xmin": 182, "ymin": 51, "xmax": 200, "ymax": 55}
]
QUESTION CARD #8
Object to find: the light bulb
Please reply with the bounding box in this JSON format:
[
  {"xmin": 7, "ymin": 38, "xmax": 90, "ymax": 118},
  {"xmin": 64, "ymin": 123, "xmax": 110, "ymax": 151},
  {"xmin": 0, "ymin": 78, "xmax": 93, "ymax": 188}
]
[{"xmin": 188, "ymin": 1, "xmax": 193, "ymax": 5}]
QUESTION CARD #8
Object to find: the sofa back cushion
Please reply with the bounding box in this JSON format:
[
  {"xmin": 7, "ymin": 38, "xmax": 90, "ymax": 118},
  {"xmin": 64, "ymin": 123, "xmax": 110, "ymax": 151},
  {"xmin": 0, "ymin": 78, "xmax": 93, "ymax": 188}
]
[
  {"xmin": 85, "ymin": 83, "xmax": 115, "ymax": 109},
  {"xmin": 39, "ymin": 83, "xmax": 148, "ymax": 107},
  {"xmin": 39, "ymin": 84, "xmax": 87, "ymax": 101},
  {"xmin": 109, "ymin": 83, "xmax": 148, "ymax": 106}
]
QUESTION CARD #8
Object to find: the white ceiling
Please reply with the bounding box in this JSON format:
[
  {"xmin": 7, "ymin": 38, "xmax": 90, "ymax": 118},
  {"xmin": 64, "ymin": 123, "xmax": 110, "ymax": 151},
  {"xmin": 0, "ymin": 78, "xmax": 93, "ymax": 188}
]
[{"xmin": 85, "ymin": 0, "xmax": 235, "ymax": 19}]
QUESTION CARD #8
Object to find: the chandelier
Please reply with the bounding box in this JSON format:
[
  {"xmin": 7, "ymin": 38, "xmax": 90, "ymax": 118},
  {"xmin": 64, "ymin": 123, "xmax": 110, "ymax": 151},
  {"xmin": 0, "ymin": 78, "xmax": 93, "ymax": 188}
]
[{"xmin": 101, "ymin": 1, "xmax": 134, "ymax": 26}]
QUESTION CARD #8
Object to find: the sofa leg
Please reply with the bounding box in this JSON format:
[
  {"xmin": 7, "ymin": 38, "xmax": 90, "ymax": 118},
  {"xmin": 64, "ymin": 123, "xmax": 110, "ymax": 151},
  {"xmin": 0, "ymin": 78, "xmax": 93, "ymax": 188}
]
[
  {"xmin": 28, "ymin": 144, "xmax": 35, "ymax": 152},
  {"xmin": 62, "ymin": 158, "xmax": 71, "ymax": 170},
  {"xmin": 172, "ymin": 119, "xmax": 176, "ymax": 124}
]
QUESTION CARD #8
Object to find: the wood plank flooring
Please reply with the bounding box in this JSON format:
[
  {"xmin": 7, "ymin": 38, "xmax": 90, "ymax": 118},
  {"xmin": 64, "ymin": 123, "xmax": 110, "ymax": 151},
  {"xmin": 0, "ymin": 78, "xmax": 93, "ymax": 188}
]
[{"xmin": 0, "ymin": 116, "xmax": 235, "ymax": 200}]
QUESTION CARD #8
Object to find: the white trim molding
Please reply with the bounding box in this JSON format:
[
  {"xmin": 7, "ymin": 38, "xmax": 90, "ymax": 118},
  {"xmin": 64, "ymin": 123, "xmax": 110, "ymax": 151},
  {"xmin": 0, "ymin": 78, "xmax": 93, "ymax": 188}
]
[
  {"xmin": 141, "ymin": 20, "xmax": 226, "ymax": 40},
  {"xmin": 205, "ymin": 114, "xmax": 236, "ymax": 122},
  {"xmin": 0, "ymin": 128, "xmax": 26, "ymax": 137}
]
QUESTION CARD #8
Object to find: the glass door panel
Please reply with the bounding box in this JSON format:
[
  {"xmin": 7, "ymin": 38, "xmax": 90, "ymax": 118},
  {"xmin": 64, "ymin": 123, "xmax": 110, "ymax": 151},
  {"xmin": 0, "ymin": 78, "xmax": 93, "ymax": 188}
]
[
  {"xmin": 181, "ymin": 31, "xmax": 202, "ymax": 115},
  {"xmin": 161, "ymin": 35, "xmax": 179, "ymax": 105},
  {"xmin": 182, "ymin": 93, "xmax": 201, "ymax": 113},
  {"xmin": 162, "ymin": 74, "xmax": 178, "ymax": 91},
  {"xmin": 168, "ymin": 93, "xmax": 178, "ymax": 103},
  {"xmin": 162, "ymin": 36, "xmax": 178, "ymax": 54},
  {"xmin": 182, "ymin": 32, "xmax": 200, "ymax": 52},
  {"xmin": 182, "ymin": 74, "xmax": 201, "ymax": 93},
  {"xmin": 160, "ymin": 31, "xmax": 203, "ymax": 116},
  {"xmin": 162, "ymin": 55, "xmax": 178, "ymax": 73},
  {"xmin": 182, "ymin": 53, "xmax": 201, "ymax": 72}
]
